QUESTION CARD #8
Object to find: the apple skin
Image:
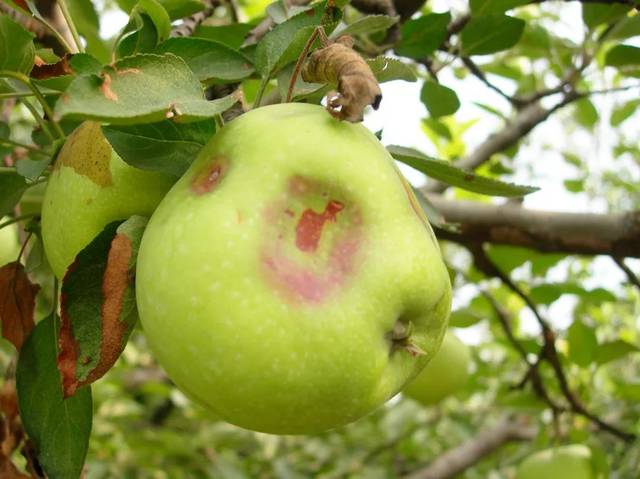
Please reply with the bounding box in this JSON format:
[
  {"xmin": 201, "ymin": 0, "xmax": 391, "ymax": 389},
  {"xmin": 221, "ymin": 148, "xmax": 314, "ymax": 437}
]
[
  {"xmin": 136, "ymin": 103, "xmax": 452, "ymax": 434},
  {"xmin": 516, "ymin": 445, "xmax": 595, "ymax": 479},
  {"xmin": 402, "ymin": 331, "xmax": 470, "ymax": 405},
  {"xmin": 0, "ymin": 218, "xmax": 20, "ymax": 267},
  {"xmin": 41, "ymin": 122, "xmax": 174, "ymax": 278}
]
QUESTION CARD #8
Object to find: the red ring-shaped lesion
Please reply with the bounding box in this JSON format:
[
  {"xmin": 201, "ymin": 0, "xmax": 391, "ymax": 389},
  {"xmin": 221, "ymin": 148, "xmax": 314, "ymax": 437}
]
[{"xmin": 261, "ymin": 176, "xmax": 364, "ymax": 305}]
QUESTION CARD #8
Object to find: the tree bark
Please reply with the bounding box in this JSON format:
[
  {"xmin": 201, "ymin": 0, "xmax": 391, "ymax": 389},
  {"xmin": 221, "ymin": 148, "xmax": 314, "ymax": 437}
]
[
  {"xmin": 425, "ymin": 194, "xmax": 640, "ymax": 258},
  {"xmin": 405, "ymin": 416, "xmax": 536, "ymax": 479}
]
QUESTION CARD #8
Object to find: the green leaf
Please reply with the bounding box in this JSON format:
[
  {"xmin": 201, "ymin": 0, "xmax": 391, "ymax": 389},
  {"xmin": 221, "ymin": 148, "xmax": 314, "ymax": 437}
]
[
  {"xmin": 255, "ymin": 2, "xmax": 340, "ymax": 77},
  {"xmin": 595, "ymin": 340, "xmax": 640, "ymax": 365},
  {"xmin": 0, "ymin": 15, "xmax": 35, "ymax": 74},
  {"xmin": 574, "ymin": 98, "xmax": 598, "ymax": 128},
  {"xmin": 0, "ymin": 171, "xmax": 29, "ymax": 216},
  {"xmin": 117, "ymin": 14, "xmax": 160, "ymax": 58},
  {"xmin": 470, "ymin": 0, "xmax": 529, "ymax": 14},
  {"xmin": 193, "ymin": 23, "xmax": 254, "ymax": 49},
  {"xmin": 367, "ymin": 56, "xmax": 417, "ymax": 83},
  {"xmin": 58, "ymin": 217, "xmax": 148, "ymax": 397},
  {"xmin": 449, "ymin": 309, "xmax": 483, "ymax": 328},
  {"xmin": 55, "ymin": 53, "xmax": 238, "ymax": 124},
  {"xmin": 605, "ymin": 44, "xmax": 640, "ymax": 67},
  {"xmin": 611, "ymin": 99, "xmax": 640, "ymax": 126},
  {"xmin": 334, "ymin": 14, "xmax": 398, "ymax": 38},
  {"xmin": 116, "ymin": 0, "xmax": 171, "ymax": 57},
  {"xmin": 421, "ymin": 81, "xmax": 460, "ymax": 118},
  {"xmin": 116, "ymin": 0, "xmax": 205, "ymax": 20},
  {"xmin": 607, "ymin": 14, "xmax": 640, "ymax": 41},
  {"xmin": 567, "ymin": 320, "xmax": 598, "ymax": 367},
  {"xmin": 16, "ymin": 315, "xmax": 93, "ymax": 479},
  {"xmin": 156, "ymin": 38, "xmax": 254, "ymax": 84},
  {"xmin": 461, "ymin": 14, "xmax": 525, "ymax": 55},
  {"xmin": 16, "ymin": 157, "xmax": 52, "ymax": 181},
  {"xmin": 582, "ymin": 3, "xmax": 630, "ymax": 30},
  {"xmin": 529, "ymin": 283, "xmax": 616, "ymax": 305},
  {"xmin": 388, "ymin": 145, "xmax": 538, "ymax": 197},
  {"xmin": 67, "ymin": 0, "xmax": 111, "ymax": 63},
  {"xmin": 102, "ymin": 119, "xmax": 215, "ymax": 177},
  {"xmin": 396, "ymin": 12, "xmax": 450, "ymax": 59}
]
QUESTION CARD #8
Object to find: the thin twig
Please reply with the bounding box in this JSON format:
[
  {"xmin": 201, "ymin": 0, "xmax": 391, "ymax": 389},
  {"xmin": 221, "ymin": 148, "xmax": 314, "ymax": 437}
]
[
  {"xmin": 473, "ymin": 246, "xmax": 637, "ymax": 443},
  {"xmin": 613, "ymin": 257, "xmax": 640, "ymax": 290}
]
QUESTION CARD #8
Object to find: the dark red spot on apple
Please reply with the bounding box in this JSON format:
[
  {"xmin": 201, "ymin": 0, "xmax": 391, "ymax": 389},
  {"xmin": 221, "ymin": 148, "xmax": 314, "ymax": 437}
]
[
  {"xmin": 295, "ymin": 200, "xmax": 344, "ymax": 252},
  {"xmin": 260, "ymin": 176, "xmax": 364, "ymax": 305},
  {"xmin": 191, "ymin": 155, "xmax": 228, "ymax": 195}
]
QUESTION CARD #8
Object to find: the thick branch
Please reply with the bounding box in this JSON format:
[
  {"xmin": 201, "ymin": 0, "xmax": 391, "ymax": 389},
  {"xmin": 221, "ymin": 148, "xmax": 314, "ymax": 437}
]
[
  {"xmin": 405, "ymin": 416, "xmax": 536, "ymax": 479},
  {"xmin": 171, "ymin": 0, "xmax": 223, "ymax": 37},
  {"xmin": 425, "ymin": 194, "xmax": 640, "ymax": 258}
]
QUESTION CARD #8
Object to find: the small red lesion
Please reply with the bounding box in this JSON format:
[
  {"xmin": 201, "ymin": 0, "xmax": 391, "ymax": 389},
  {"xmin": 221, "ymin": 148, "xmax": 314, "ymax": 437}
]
[
  {"xmin": 191, "ymin": 155, "xmax": 228, "ymax": 195},
  {"xmin": 295, "ymin": 200, "xmax": 344, "ymax": 252}
]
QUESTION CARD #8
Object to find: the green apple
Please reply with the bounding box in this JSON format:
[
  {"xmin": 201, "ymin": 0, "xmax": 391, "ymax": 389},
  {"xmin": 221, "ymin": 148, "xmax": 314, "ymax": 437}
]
[
  {"xmin": 0, "ymin": 218, "xmax": 20, "ymax": 267},
  {"xmin": 402, "ymin": 330, "xmax": 470, "ymax": 405},
  {"xmin": 136, "ymin": 103, "xmax": 452, "ymax": 434},
  {"xmin": 41, "ymin": 122, "xmax": 174, "ymax": 278},
  {"xmin": 516, "ymin": 445, "xmax": 596, "ymax": 479}
]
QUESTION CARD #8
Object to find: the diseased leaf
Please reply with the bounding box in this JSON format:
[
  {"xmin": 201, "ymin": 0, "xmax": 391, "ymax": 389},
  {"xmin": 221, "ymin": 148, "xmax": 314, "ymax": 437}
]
[
  {"xmin": 461, "ymin": 14, "xmax": 525, "ymax": 55},
  {"xmin": 16, "ymin": 315, "xmax": 92, "ymax": 479},
  {"xmin": 0, "ymin": 173, "xmax": 29, "ymax": 217},
  {"xmin": 0, "ymin": 262, "xmax": 38, "ymax": 350},
  {"xmin": 102, "ymin": 119, "xmax": 215, "ymax": 177},
  {"xmin": 421, "ymin": 80, "xmax": 460, "ymax": 118},
  {"xmin": 155, "ymin": 37, "xmax": 254, "ymax": 84},
  {"xmin": 30, "ymin": 55, "xmax": 73, "ymax": 79},
  {"xmin": 388, "ymin": 145, "xmax": 538, "ymax": 197},
  {"xmin": 396, "ymin": 12, "xmax": 450, "ymax": 59},
  {"xmin": 0, "ymin": 15, "xmax": 35, "ymax": 74},
  {"xmin": 58, "ymin": 216, "xmax": 147, "ymax": 398},
  {"xmin": 55, "ymin": 53, "xmax": 238, "ymax": 124}
]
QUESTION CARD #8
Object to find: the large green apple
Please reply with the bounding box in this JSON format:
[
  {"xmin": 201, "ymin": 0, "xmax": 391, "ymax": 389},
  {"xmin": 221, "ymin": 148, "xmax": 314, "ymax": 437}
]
[
  {"xmin": 0, "ymin": 218, "xmax": 20, "ymax": 267},
  {"xmin": 516, "ymin": 445, "xmax": 596, "ymax": 479},
  {"xmin": 136, "ymin": 103, "xmax": 452, "ymax": 434},
  {"xmin": 41, "ymin": 122, "xmax": 174, "ymax": 278},
  {"xmin": 402, "ymin": 330, "xmax": 470, "ymax": 405}
]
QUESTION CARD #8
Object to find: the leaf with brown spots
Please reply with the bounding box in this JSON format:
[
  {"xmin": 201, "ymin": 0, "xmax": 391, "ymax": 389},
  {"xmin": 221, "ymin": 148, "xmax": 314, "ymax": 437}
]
[
  {"xmin": 0, "ymin": 262, "xmax": 39, "ymax": 351},
  {"xmin": 58, "ymin": 216, "xmax": 147, "ymax": 398},
  {"xmin": 301, "ymin": 35, "xmax": 382, "ymax": 122},
  {"xmin": 30, "ymin": 54, "xmax": 73, "ymax": 80}
]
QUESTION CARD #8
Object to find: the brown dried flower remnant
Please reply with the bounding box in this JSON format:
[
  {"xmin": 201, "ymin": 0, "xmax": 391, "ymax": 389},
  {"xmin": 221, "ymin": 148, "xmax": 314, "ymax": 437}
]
[{"xmin": 301, "ymin": 34, "xmax": 382, "ymax": 122}]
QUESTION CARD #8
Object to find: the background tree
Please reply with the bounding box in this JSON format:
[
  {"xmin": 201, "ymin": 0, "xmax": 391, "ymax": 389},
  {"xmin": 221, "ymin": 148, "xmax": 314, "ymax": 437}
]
[{"xmin": 0, "ymin": 0, "xmax": 639, "ymax": 477}]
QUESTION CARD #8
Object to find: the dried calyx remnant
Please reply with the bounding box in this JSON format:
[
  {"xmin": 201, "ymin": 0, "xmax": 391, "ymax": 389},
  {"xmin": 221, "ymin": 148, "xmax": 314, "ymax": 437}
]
[
  {"xmin": 387, "ymin": 320, "xmax": 425, "ymax": 357},
  {"xmin": 290, "ymin": 27, "xmax": 382, "ymax": 123}
]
